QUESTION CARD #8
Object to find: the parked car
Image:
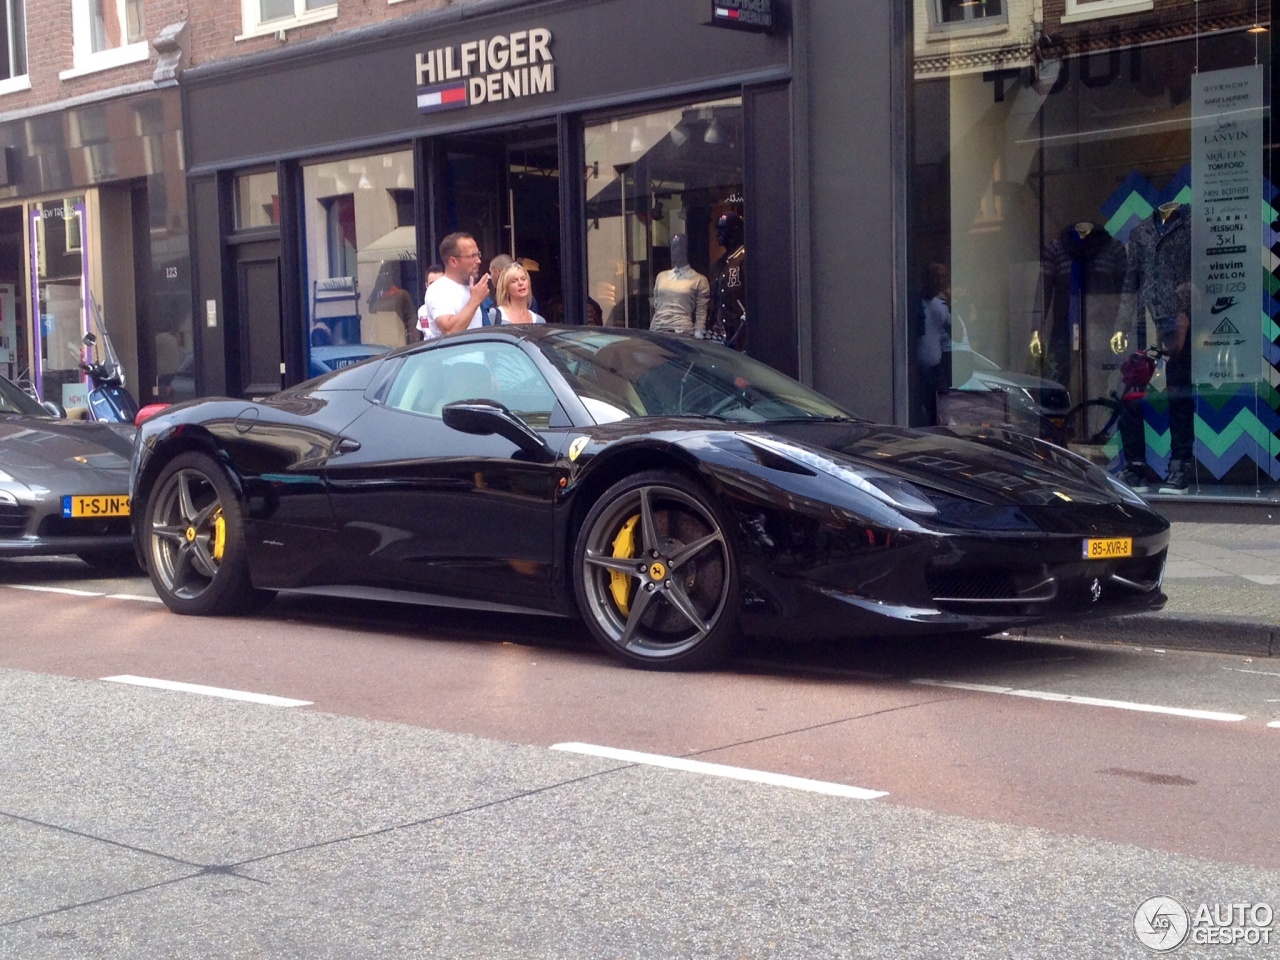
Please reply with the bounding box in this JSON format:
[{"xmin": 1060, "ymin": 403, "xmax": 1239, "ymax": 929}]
[
  {"xmin": 129, "ymin": 326, "xmax": 1168, "ymax": 669},
  {"xmin": 0, "ymin": 373, "xmax": 135, "ymax": 568}
]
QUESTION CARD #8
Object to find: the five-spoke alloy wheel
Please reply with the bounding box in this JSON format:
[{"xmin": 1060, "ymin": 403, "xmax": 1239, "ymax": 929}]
[
  {"xmin": 145, "ymin": 451, "xmax": 272, "ymax": 616},
  {"xmin": 574, "ymin": 470, "xmax": 738, "ymax": 669}
]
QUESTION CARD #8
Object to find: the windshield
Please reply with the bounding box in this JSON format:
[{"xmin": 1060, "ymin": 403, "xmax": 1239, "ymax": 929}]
[
  {"xmin": 0, "ymin": 376, "xmax": 54, "ymax": 418},
  {"xmin": 539, "ymin": 329, "xmax": 856, "ymax": 424}
]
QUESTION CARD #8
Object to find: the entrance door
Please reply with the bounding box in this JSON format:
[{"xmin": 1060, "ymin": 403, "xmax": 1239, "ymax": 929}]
[
  {"xmin": 432, "ymin": 125, "xmax": 562, "ymax": 320},
  {"xmin": 234, "ymin": 239, "xmax": 283, "ymax": 399}
]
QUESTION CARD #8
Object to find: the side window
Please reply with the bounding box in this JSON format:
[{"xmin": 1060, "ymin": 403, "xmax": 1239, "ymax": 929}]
[{"xmin": 385, "ymin": 342, "xmax": 558, "ymax": 427}]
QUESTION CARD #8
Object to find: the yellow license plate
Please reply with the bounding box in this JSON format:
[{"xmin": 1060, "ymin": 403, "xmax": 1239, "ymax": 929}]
[
  {"xmin": 1083, "ymin": 537, "xmax": 1132, "ymax": 560},
  {"xmin": 62, "ymin": 495, "xmax": 130, "ymax": 518}
]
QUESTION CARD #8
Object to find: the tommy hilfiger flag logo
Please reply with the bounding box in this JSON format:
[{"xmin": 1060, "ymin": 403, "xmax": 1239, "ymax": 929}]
[
  {"xmin": 709, "ymin": 0, "xmax": 774, "ymax": 30},
  {"xmin": 417, "ymin": 81, "xmax": 468, "ymax": 114},
  {"xmin": 713, "ymin": 6, "xmax": 742, "ymax": 19}
]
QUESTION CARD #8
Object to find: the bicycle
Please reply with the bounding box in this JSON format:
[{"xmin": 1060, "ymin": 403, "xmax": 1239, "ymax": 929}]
[{"xmin": 1050, "ymin": 345, "xmax": 1168, "ymax": 449}]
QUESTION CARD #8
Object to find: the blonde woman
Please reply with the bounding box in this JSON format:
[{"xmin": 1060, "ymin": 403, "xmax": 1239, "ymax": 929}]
[{"xmin": 494, "ymin": 263, "xmax": 546, "ymax": 325}]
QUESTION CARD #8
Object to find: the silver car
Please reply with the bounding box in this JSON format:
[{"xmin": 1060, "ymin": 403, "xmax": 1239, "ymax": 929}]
[{"xmin": 0, "ymin": 374, "xmax": 135, "ymax": 568}]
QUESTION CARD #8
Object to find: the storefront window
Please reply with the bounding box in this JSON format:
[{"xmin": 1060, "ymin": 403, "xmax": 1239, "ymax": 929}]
[
  {"xmin": 910, "ymin": 2, "xmax": 1273, "ymax": 498},
  {"xmin": 28, "ymin": 197, "xmax": 88, "ymax": 411},
  {"xmin": 302, "ymin": 150, "xmax": 416, "ymax": 356},
  {"xmin": 584, "ymin": 97, "xmax": 746, "ymax": 348}
]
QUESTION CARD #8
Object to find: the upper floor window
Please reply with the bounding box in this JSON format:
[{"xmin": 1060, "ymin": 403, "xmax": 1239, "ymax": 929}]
[
  {"xmin": 933, "ymin": 0, "xmax": 1006, "ymax": 26},
  {"xmin": 240, "ymin": 0, "xmax": 336, "ymax": 39},
  {"xmin": 1062, "ymin": 0, "xmax": 1154, "ymax": 22},
  {"xmin": 0, "ymin": 0, "xmax": 27, "ymax": 89},
  {"xmin": 63, "ymin": 0, "xmax": 147, "ymax": 78}
]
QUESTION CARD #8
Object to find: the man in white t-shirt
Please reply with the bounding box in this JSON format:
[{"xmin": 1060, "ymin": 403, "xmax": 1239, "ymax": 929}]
[{"xmin": 418, "ymin": 233, "xmax": 490, "ymax": 340}]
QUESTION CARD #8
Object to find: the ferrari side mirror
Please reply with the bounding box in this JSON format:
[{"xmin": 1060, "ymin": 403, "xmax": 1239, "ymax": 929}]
[
  {"xmin": 41, "ymin": 400, "xmax": 65, "ymax": 418},
  {"xmin": 442, "ymin": 399, "xmax": 555, "ymax": 463}
]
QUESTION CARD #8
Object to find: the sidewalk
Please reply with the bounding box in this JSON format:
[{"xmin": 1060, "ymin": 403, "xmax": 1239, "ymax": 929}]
[{"xmin": 1018, "ymin": 521, "xmax": 1280, "ymax": 657}]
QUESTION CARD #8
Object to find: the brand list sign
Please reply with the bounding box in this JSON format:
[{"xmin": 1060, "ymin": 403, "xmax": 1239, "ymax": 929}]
[{"xmin": 1190, "ymin": 65, "xmax": 1265, "ymax": 384}]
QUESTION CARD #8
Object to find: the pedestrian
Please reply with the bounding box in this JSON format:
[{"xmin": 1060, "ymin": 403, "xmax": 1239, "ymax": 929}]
[
  {"xmin": 416, "ymin": 263, "xmax": 446, "ymax": 339},
  {"xmin": 419, "ymin": 235, "xmax": 489, "ymax": 339},
  {"xmin": 493, "ymin": 263, "xmax": 545, "ymax": 325}
]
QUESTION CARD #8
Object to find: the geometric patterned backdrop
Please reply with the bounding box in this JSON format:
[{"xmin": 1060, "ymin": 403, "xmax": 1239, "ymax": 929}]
[{"xmin": 1099, "ymin": 166, "xmax": 1280, "ymax": 482}]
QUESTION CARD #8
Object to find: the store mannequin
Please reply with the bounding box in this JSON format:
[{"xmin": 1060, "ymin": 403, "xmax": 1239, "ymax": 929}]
[
  {"xmin": 1116, "ymin": 200, "xmax": 1194, "ymax": 493},
  {"xmin": 710, "ymin": 212, "xmax": 746, "ymax": 348},
  {"xmin": 649, "ymin": 234, "xmax": 710, "ymax": 337},
  {"xmin": 1038, "ymin": 220, "xmax": 1126, "ymax": 430}
]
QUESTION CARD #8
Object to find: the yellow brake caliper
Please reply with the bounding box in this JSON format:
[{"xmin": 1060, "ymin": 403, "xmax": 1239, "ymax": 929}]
[
  {"xmin": 609, "ymin": 515, "xmax": 640, "ymax": 615},
  {"xmin": 211, "ymin": 509, "xmax": 227, "ymax": 562}
]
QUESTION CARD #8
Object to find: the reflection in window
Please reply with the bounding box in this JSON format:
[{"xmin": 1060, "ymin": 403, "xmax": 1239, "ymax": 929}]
[
  {"xmin": 0, "ymin": 0, "xmax": 26, "ymax": 81},
  {"xmin": 583, "ymin": 98, "xmax": 746, "ymax": 349},
  {"xmin": 935, "ymin": 0, "xmax": 1004, "ymax": 24},
  {"xmin": 234, "ymin": 171, "xmax": 279, "ymax": 230},
  {"xmin": 909, "ymin": 0, "xmax": 1274, "ymax": 499},
  {"xmin": 250, "ymin": 0, "xmax": 335, "ymax": 31},
  {"xmin": 386, "ymin": 342, "xmax": 557, "ymax": 427},
  {"xmin": 303, "ymin": 151, "xmax": 416, "ymax": 353}
]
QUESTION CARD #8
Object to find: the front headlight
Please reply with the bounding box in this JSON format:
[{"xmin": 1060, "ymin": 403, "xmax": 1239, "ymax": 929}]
[{"xmin": 745, "ymin": 434, "xmax": 938, "ymax": 515}]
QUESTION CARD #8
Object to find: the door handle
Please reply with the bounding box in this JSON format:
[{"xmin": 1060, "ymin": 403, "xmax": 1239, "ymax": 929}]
[{"xmin": 335, "ymin": 437, "xmax": 361, "ymax": 454}]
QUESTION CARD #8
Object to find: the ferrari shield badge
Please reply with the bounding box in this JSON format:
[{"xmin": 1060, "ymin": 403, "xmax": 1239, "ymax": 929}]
[{"xmin": 568, "ymin": 436, "xmax": 590, "ymax": 461}]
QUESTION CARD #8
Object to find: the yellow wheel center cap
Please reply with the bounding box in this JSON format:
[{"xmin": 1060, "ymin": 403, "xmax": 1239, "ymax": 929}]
[
  {"xmin": 649, "ymin": 561, "xmax": 668, "ymax": 582},
  {"xmin": 185, "ymin": 526, "xmax": 197, "ymax": 542}
]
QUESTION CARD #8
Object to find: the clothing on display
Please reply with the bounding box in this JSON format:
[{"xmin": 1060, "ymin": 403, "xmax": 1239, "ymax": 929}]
[
  {"xmin": 710, "ymin": 213, "xmax": 745, "ymax": 347},
  {"xmin": 1117, "ymin": 201, "xmax": 1195, "ymax": 486},
  {"xmin": 650, "ymin": 266, "xmax": 710, "ymax": 336}
]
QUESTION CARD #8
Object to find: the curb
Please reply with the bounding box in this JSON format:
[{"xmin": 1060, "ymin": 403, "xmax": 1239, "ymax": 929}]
[{"xmin": 1008, "ymin": 613, "xmax": 1278, "ymax": 659}]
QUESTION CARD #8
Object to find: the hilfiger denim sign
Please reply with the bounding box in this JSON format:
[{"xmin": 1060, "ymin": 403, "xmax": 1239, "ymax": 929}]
[{"xmin": 416, "ymin": 28, "xmax": 555, "ymax": 114}]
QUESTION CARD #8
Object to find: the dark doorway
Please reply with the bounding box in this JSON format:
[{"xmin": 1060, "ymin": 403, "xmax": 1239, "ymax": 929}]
[
  {"xmin": 234, "ymin": 239, "xmax": 283, "ymax": 398},
  {"xmin": 432, "ymin": 123, "xmax": 562, "ymax": 321}
]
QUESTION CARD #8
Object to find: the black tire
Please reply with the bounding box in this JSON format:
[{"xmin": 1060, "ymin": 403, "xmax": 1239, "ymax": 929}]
[
  {"xmin": 77, "ymin": 549, "xmax": 140, "ymax": 573},
  {"xmin": 573, "ymin": 469, "xmax": 739, "ymax": 670},
  {"xmin": 144, "ymin": 451, "xmax": 274, "ymax": 616}
]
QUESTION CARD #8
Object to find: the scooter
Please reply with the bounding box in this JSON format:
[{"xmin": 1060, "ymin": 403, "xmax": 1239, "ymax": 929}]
[{"xmin": 76, "ymin": 298, "xmax": 140, "ymax": 423}]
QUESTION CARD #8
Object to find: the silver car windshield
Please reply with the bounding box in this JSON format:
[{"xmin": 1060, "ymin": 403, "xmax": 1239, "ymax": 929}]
[{"xmin": 539, "ymin": 329, "xmax": 856, "ymax": 424}]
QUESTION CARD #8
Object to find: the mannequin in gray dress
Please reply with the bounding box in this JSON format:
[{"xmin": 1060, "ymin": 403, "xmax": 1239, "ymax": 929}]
[{"xmin": 650, "ymin": 234, "xmax": 710, "ymax": 337}]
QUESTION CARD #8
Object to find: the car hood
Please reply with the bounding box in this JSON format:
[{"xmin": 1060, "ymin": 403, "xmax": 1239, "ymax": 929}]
[
  {"xmin": 756, "ymin": 421, "xmax": 1118, "ymax": 505},
  {"xmin": 0, "ymin": 417, "xmax": 134, "ymax": 476}
]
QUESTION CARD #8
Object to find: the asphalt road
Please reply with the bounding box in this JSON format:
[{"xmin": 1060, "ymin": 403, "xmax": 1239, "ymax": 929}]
[{"xmin": 1, "ymin": 556, "xmax": 1278, "ymax": 958}]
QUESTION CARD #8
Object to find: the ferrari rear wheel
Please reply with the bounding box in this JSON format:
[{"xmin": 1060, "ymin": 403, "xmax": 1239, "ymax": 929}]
[
  {"xmin": 145, "ymin": 451, "xmax": 273, "ymax": 616},
  {"xmin": 574, "ymin": 470, "xmax": 738, "ymax": 669}
]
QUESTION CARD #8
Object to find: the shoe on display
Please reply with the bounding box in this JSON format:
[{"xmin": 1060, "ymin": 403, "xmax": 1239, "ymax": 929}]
[
  {"xmin": 1117, "ymin": 465, "xmax": 1149, "ymax": 493},
  {"xmin": 1158, "ymin": 460, "xmax": 1191, "ymax": 495}
]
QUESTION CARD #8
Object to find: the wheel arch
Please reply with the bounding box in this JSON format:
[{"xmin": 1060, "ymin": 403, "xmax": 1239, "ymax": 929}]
[
  {"xmin": 132, "ymin": 428, "xmax": 244, "ymax": 547},
  {"xmin": 559, "ymin": 441, "xmax": 724, "ymax": 599}
]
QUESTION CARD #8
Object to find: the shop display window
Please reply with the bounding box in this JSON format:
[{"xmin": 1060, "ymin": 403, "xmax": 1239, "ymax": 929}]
[
  {"xmin": 28, "ymin": 197, "xmax": 88, "ymax": 412},
  {"xmin": 910, "ymin": 1, "xmax": 1274, "ymax": 498},
  {"xmin": 302, "ymin": 150, "xmax": 416, "ymax": 356},
  {"xmin": 583, "ymin": 97, "xmax": 747, "ymax": 349}
]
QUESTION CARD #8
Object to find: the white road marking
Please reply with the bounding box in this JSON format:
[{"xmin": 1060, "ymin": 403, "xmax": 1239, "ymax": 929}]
[
  {"xmin": 101, "ymin": 675, "xmax": 312, "ymax": 708},
  {"xmin": 911, "ymin": 679, "xmax": 1247, "ymax": 723},
  {"xmin": 551, "ymin": 742, "xmax": 888, "ymax": 800},
  {"xmin": 105, "ymin": 593, "xmax": 164, "ymax": 603},
  {"xmin": 1223, "ymin": 667, "xmax": 1280, "ymax": 678},
  {"xmin": 1269, "ymin": 721, "xmax": 1280, "ymax": 730},
  {"xmin": 4, "ymin": 584, "xmax": 103, "ymax": 597}
]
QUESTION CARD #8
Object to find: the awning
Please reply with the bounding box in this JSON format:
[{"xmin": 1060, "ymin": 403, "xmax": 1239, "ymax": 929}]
[{"xmin": 357, "ymin": 225, "xmax": 417, "ymax": 263}]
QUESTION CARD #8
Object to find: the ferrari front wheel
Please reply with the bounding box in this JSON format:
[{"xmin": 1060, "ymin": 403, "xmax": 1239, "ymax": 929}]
[
  {"xmin": 145, "ymin": 451, "xmax": 273, "ymax": 616},
  {"xmin": 574, "ymin": 470, "xmax": 739, "ymax": 670}
]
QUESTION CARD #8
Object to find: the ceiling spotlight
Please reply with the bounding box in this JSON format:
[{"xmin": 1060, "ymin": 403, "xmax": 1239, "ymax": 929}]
[
  {"xmin": 669, "ymin": 123, "xmax": 690, "ymax": 147},
  {"xmin": 703, "ymin": 116, "xmax": 725, "ymax": 145},
  {"xmin": 1246, "ymin": 22, "xmax": 1268, "ymax": 32},
  {"xmin": 629, "ymin": 126, "xmax": 644, "ymax": 155}
]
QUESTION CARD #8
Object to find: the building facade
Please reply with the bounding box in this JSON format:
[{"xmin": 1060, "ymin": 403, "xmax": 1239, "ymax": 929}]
[{"xmin": 0, "ymin": 0, "xmax": 1274, "ymax": 506}]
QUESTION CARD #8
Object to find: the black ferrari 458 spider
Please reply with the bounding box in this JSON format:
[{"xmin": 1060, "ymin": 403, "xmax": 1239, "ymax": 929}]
[{"xmin": 129, "ymin": 326, "xmax": 1168, "ymax": 669}]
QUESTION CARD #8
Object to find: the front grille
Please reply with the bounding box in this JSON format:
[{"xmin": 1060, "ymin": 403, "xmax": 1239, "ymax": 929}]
[
  {"xmin": 926, "ymin": 565, "xmax": 1057, "ymax": 614},
  {"xmin": 0, "ymin": 503, "xmax": 32, "ymax": 538}
]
